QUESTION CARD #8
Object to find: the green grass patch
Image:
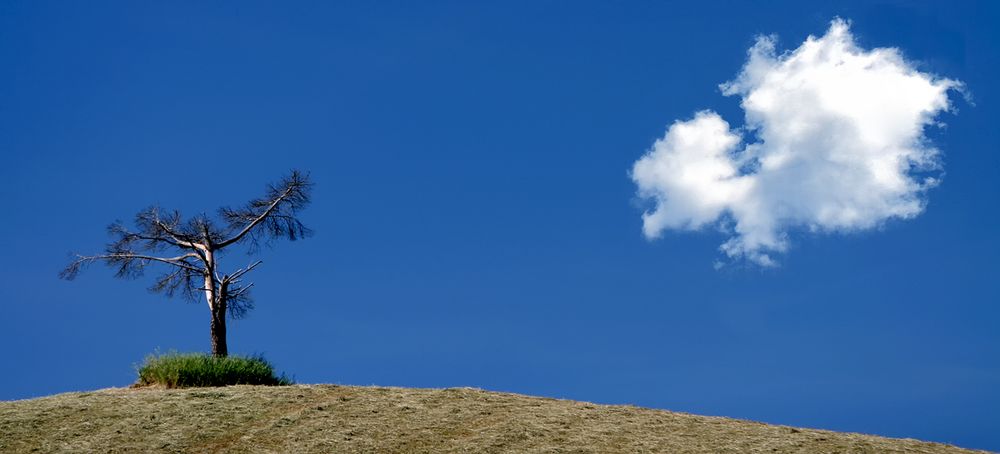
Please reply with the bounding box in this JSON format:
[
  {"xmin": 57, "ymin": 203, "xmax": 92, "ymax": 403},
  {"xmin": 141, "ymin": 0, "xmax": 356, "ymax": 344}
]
[{"xmin": 136, "ymin": 352, "xmax": 292, "ymax": 388}]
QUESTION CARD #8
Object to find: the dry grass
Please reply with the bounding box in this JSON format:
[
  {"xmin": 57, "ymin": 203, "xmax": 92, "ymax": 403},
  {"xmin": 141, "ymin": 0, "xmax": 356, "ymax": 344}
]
[{"xmin": 0, "ymin": 385, "xmax": 988, "ymax": 453}]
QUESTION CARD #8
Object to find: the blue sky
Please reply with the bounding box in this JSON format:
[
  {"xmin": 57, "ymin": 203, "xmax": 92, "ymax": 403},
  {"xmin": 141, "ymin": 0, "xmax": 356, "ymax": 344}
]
[{"xmin": 1, "ymin": 1, "xmax": 998, "ymax": 450}]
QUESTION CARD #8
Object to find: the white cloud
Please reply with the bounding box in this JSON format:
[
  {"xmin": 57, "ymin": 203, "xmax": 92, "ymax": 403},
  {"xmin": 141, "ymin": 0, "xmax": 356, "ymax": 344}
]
[{"xmin": 632, "ymin": 19, "xmax": 960, "ymax": 266}]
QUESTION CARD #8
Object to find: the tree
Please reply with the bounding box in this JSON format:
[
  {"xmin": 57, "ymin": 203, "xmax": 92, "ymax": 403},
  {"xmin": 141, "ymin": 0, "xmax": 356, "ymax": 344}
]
[{"xmin": 60, "ymin": 170, "xmax": 312, "ymax": 357}]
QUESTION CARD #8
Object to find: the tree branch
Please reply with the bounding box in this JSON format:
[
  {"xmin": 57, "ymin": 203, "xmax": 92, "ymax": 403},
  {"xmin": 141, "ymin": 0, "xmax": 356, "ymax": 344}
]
[
  {"xmin": 153, "ymin": 220, "xmax": 197, "ymax": 248},
  {"xmin": 215, "ymin": 187, "xmax": 294, "ymax": 249},
  {"xmin": 228, "ymin": 260, "xmax": 263, "ymax": 282},
  {"xmin": 229, "ymin": 282, "xmax": 254, "ymax": 299},
  {"xmin": 79, "ymin": 252, "xmax": 203, "ymax": 273},
  {"xmin": 135, "ymin": 207, "xmax": 200, "ymax": 249}
]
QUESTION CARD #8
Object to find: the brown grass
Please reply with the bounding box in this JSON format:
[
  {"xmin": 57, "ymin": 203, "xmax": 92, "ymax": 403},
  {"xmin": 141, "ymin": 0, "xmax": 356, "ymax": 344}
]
[{"xmin": 0, "ymin": 385, "xmax": 988, "ymax": 453}]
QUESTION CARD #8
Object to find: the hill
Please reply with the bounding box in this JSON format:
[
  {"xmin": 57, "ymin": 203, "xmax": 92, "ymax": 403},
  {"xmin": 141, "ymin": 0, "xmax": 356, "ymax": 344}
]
[{"xmin": 0, "ymin": 385, "xmax": 987, "ymax": 453}]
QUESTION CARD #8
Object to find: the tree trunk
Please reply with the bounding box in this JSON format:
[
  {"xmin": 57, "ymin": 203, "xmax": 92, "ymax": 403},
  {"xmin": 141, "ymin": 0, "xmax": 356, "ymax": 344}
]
[
  {"xmin": 210, "ymin": 307, "xmax": 228, "ymax": 357},
  {"xmin": 204, "ymin": 248, "xmax": 228, "ymax": 357}
]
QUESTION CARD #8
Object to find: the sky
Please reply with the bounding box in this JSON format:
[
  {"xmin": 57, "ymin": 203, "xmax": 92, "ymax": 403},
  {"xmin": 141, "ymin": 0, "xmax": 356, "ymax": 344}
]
[{"xmin": 1, "ymin": 1, "xmax": 998, "ymax": 450}]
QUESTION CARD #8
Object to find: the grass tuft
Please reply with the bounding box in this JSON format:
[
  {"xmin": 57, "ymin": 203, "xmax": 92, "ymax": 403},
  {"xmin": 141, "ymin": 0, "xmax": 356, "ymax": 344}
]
[{"xmin": 135, "ymin": 352, "xmax": 292, "ymax": 388}]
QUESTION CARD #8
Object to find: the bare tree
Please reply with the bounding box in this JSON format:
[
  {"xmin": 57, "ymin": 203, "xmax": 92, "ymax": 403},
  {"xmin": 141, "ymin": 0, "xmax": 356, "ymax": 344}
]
[{"xmin": 60, "ymin": 170, "xmax": 313, "ymax": 357}]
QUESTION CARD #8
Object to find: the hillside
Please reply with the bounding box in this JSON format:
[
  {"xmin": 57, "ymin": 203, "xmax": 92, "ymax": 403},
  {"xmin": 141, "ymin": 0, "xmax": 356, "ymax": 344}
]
[{"xmin": 0, "ymin": 385, "xmax": 987, "ymax": 453}]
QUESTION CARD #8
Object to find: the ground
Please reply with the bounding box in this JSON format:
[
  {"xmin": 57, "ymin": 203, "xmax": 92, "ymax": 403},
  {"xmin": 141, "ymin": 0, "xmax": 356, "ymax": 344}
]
[{"xmin": 0, "ymin": 385, "xmax": 987, "ymax": 453}]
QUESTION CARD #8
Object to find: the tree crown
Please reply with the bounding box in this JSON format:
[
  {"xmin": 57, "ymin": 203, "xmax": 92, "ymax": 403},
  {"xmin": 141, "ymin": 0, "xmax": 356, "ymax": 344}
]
[{"xmin": 60, "ymin": 170, "xmax": 313, "ymax": 320}]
